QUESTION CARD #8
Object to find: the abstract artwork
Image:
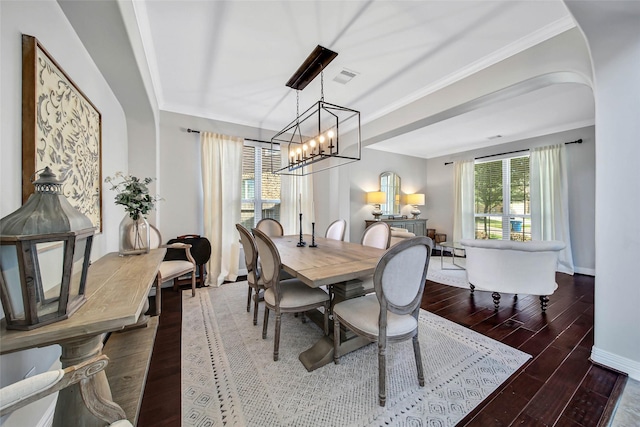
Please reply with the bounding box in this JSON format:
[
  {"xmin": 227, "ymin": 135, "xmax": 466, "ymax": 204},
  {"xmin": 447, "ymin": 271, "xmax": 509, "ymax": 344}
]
[{"xmin": 22, "ymin": 35, "xmax": 102, "ymax": 231}]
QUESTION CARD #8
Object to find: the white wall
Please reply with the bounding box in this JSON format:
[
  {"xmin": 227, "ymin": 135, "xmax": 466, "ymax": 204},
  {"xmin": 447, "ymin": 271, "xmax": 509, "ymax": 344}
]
[
  {"xmin": 424, "ymin": 126, "xmax": 596, "ymax": 274},
  {"xmin": 0, "ymin": 1, "xmax": 128, "ymax": 425},
  {"xmin": 339, "ymin": 148, "xmax": 428, "ymax": 243},
  {"xmin": 566, "ymin": 1, "xmax": 640, "ymax": 380}
]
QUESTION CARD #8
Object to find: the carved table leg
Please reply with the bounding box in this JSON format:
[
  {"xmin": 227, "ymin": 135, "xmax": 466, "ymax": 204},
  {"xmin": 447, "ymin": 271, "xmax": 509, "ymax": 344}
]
[{"xmin": 53, "ymin": 335, "xmax": 126, "ymax": 427}]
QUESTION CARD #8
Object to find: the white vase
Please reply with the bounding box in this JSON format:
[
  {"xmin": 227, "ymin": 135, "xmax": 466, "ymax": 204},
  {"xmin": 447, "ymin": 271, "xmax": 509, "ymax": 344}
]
[{"xmin": 118, "ymin": 214, "xmax": 150, "ymax": 256}]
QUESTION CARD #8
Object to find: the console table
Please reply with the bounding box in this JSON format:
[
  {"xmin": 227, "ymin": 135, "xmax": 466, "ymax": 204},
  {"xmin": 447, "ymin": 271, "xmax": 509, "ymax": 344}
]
[
  {"xmin": 0, "ymin": 249, "xmax": 165, "ymax": 426},
  {"xmin": 365, "ymin": 218, "xmax": 427, "ymax": 236}
]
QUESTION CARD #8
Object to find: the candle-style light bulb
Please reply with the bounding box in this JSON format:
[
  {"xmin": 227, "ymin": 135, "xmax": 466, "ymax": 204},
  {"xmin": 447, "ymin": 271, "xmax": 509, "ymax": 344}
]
[
  {"xmin": 327, "ymin": 129, "xmax": 335, "ymax": 153},
  {"xmin": 318, "ymin": 135, "xmax": 326, "ymax": 144}
]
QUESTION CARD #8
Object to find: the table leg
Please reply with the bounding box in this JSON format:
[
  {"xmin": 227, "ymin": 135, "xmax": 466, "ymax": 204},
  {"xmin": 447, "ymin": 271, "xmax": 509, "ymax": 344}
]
[
  {"xmin": 53, "ymin": 335, "xmax": 126, "ymax": 427},
  {"xmin": 299, "ymin": 280, "xmax": 373, "ymax": 371}
]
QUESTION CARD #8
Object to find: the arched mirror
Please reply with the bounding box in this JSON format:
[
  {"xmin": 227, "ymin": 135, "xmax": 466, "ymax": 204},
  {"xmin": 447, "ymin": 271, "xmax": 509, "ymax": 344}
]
[{"xmin": 379, "ymin": 171, "xmax": 401, "ymax": 216}]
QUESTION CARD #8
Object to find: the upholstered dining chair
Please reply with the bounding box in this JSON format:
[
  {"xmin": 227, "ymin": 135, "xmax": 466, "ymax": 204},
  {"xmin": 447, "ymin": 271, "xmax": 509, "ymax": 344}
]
[
  {"xmin": 325, "ymin": 219, "xmax": 347, "ymax": 241},
  {"xmin": 149, "ymin": 225, "xmax": 196, "ymax": 315},
  {"xmin": 256, "ymin": 218, "xmax": 284, "ymax": 237},
  {"xmin": 358, "ymin": 221, "xmax": 392, "ymax": 295},
  {"xmin": 0, "ymin": 354, "xmax": 133, "ymax": 426},
  {"xmin": 236, "ymin": 223, "xmax": 264, "ymax": 325},
  {"xmin": 333, "ymin": 236, "xmax": 433, "ymax": 406},
  {"xmin": 252, "ymin": 228, "xmax": 330, "ymax": 361},
  {"xmin": 361, "ymin": 221, "xmax": 391, "ymax": 250}
]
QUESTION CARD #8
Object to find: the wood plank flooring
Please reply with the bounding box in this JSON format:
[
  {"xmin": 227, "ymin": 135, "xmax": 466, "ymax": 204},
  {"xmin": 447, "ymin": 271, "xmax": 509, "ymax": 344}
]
[{"xmin": 138, "ymin": 272, "xmax": 625, "ymax": 427}]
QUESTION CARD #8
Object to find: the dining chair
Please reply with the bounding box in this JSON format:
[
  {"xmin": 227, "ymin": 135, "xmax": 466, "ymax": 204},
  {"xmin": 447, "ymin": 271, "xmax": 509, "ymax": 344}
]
[
  {"xmin": 358, "ymin": 221, "xmax": 391, "ymax": 295},
  {"xmin": 361, "ymin": 221, "xmax": 391, "ymax": 250},
  {"xmin": 333, "ymin": 236, "xmax": 433, "ymax": 406},
  {"xmin": 236, "ymin": 223, "xmax": 264, "ymax": 325},
  {"xmin": 0, "ymin": 354, "xmax": 133, "ymax": 426},
  {"xmin": 149, "ymin": 225, "xmax": 197, "ymax": 315},
  {"xmin": 252, "ymin": 228, "xmax": 330, "ymax": 361},
  {"xmin": 324, "ymin": 219, "xmax": 347, "ymax": 241},
  {"xmin": 255, "ymin": 218, "xmax": 284, "ymax": 237}
]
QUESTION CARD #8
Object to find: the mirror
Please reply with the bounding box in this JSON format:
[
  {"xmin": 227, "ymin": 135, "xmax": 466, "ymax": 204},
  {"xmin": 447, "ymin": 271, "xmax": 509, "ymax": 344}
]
[{"xmin": 379, "ymin": 171, "xmax": 401, "ymax": 215}]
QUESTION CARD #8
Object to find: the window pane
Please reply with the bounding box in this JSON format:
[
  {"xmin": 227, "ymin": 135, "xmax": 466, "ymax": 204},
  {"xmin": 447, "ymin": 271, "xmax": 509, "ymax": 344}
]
[
  {"xmin": 509, "ymin": 216, "xmax": 531, "ymax": 241},
  {"xmin": 261, "ymin": 148, "xmax": 281, "ymax": 200},
  {"xmin": 475, "ymin": 160, "xmax": 503, "ymax": 215},
  {"xmin": 510, "ymin": 156, "xmax": 530, "ymax": 215},
  {"xmin": 475, "ymin": 215, "xmax": 503, "ymax": 239},
  {"xmin": 261, "ymin": 202, "xmax": 280, "ymax": 222},
  {"xmin": 242, "ymin": 146, "xmax": 255, "ymax": 199},
  {"xmin": 241, "ymin": 202, "xmax": 255, "ymax": 229}
]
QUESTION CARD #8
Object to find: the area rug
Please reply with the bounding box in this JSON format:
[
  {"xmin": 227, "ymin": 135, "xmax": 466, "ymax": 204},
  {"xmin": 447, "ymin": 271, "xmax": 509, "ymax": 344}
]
[
  {"xmin": 426, "ymin": 257, "xmax": 469, "ymax": 289},
  {"xmin": 181, "ymin": 282, "xmax": 530, "ymax": 427}
]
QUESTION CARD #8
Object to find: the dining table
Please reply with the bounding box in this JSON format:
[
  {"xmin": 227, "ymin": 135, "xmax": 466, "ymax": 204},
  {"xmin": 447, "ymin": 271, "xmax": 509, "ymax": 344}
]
[{"xmin": 270, "ymin": 234, "xmax": 386, "ymax": 371}]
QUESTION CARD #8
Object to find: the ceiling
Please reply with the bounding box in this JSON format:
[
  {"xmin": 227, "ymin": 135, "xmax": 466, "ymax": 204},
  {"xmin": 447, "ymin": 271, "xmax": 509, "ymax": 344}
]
[{"xmin": 132, "ymin": 0, "xmax": 593, "ymax": 159}]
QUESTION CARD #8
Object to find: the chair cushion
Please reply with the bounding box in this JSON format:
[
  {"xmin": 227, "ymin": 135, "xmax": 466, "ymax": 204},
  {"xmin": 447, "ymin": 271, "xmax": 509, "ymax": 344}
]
[
  {"xmin": 159, "ymin": 260, "xmax": 194, "ymax": 281},
  {"xmin": 333, "ymin": 295, "xmax": 417, "ymax": 338},
  {"xmin": 264, "ymin": 279, "xmax": 329, "ymax": 309}
]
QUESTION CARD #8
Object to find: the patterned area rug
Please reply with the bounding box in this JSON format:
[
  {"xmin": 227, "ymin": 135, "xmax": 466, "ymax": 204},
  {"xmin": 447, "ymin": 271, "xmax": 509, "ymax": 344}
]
[
  {"xmin": 427, "ymin": 256, "xmax": 469, "ymax": 289},
  {"xmin": 182, "ymin": 282, "xmax": 530, "ymax": 427}
]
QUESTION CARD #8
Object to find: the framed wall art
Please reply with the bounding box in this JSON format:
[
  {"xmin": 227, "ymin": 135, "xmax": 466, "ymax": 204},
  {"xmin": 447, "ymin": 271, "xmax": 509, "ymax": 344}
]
[{"xmin": 22, "ymin": 34, "xmax": 102, "ymax": 232}]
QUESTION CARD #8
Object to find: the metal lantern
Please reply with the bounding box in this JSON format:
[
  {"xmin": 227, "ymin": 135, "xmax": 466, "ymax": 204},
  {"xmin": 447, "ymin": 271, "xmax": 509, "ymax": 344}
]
[{"xmin": 0, "ymin": 167, "xmax": 95, "ymax": 330}]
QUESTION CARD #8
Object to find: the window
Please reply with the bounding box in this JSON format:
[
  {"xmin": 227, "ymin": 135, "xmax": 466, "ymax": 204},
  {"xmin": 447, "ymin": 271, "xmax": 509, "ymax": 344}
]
[
  {"xmin": 474, "ymin": 155, "xmax": 530, "ymax": 241},
  {"xmin": 241, "ymin": 143, "xmax": 281, "ymax": 229}
]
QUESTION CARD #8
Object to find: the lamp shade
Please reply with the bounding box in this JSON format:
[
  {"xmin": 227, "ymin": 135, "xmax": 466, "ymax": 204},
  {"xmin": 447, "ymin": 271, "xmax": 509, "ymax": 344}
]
[
  {"xmin": 366, "ymin": 191, "xmax": 386, "ymax": 205},
  {"xmin": 406, "ymin": 193, "xmax": 425, "ymax": 206}
]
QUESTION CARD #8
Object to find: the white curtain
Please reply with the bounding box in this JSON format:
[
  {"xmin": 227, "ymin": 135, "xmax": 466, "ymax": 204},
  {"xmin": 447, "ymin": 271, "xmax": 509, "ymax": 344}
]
[
  {"xmin": 280, "ymin": 150, "xmax": 314, "ymax": 235},
  {"xmin": 453, "ymin": 159, "xmax": 475, "ymax": 242},
  {"xmin": 201, "ymin": 132, "xmax": 243, "ymax": 286},
  {"xmin": 530, "ymin": 143, "xmax": 574, "ymax": 275}
]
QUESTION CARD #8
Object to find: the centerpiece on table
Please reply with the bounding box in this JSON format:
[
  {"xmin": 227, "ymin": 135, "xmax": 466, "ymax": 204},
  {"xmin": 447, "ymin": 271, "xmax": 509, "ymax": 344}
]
[{"xmin": 105, "ymin": 172, "xmax": 160, "ymax": 256}]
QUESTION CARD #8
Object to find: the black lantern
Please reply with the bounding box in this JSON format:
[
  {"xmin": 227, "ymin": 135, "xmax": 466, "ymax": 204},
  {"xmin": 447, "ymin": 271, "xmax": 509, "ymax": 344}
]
[{"xmin": 0, "ymin": 167, "xmax": 95, "ymax": 330}]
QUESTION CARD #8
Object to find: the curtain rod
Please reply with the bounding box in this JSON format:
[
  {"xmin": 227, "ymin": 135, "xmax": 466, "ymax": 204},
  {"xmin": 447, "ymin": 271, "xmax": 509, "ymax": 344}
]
[
  {"xmin": 186, "ymin": 128, "xmax": 277, "ymax": 145},
  {"xmin": 444, "ymin": 138, "xmax": 583, "ymax": 165}
]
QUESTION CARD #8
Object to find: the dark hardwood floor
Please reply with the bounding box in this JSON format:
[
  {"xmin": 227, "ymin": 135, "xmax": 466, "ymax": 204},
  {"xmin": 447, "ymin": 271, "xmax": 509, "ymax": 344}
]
[{"xmin": 138, "ymin": 272, "xmax": 625, "ymax": 427}]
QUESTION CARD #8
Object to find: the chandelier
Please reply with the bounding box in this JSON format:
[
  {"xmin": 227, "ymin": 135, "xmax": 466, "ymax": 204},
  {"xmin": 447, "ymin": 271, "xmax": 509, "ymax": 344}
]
[{"xmin": 271, "ymin": 45, "xmax": 361, "ymax": 176}]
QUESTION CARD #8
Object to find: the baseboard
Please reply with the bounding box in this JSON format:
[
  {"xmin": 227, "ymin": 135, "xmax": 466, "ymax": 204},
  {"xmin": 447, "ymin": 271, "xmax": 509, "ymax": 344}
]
[
  {"xmin": 574, "ymin": 266, "xmax": 596, "ymax": 276},
  {"xmin": 591, "ymin": 346, "xmax": 640, "ymax": 380}
]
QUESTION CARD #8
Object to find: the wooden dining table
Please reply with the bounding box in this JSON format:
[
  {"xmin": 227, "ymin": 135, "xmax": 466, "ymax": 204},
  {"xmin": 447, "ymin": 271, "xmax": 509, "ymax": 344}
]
[{"xmin": 270, "ymin": 234, "xmax": 386, "ymax": 371}]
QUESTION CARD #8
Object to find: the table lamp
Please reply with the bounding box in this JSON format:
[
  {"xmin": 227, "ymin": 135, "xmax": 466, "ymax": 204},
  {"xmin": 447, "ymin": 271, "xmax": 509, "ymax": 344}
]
[
  {"xmin": 366, "ymin": 191, "xmax": 386, "ymax": 221},
  {"xmin": 406, "ymin": 193, "xmax": 425, "ymax": 219}
]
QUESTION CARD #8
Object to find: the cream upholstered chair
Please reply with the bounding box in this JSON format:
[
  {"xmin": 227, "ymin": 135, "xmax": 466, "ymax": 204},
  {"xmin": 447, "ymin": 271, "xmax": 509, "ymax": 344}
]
[
  {"xmin": 333, "ymin": 236, "xmax": 433, "ymax": 406},
  {"xmin": 252, "ymin": 228, "xmax": 330, "ymax": 361},
  {"xmin": 358, "ymin": 221, "xmax": 391, "ymax": 294},
  {"xmin": 0, "ymin": 354, "xmax": 133, "ymax": 426},
  {"xmin": 149, "ymin": 225, "xmax": 196, "ymax": 315},
  {"xmin": 325, "ymin": 219, "xmax": 347, "ymax": 241},
  {"xmin": 460, "ymin": 239, "xmax": 565, "ymax": 311},
  {"xmin": 256, "ymin": 218, "xmax": 284, "ymax": 237},
  {"xmin": 361, "ymin": 221, "xmax": 391, "ymax": 249},
  {"xmin": 236, "ymin": 223, "xmax": 264, "ymax": 325}
]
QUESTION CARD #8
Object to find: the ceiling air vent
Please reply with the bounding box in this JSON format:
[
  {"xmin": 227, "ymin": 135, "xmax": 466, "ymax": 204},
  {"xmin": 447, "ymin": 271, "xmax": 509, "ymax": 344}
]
[{"xmin": 334, "ymin": 69, "xmax": 358, "ymax": 85}]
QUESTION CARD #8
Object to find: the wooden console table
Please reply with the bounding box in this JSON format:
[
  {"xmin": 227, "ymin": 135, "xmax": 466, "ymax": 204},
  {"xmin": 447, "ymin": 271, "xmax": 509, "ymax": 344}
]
[
  {"xmin": 0, "ymin": 249, "xmax": 165, "ymax": 427},
  {"xmin": 365, "ymin": 218, "xmax": 428, "ymax": 236}
]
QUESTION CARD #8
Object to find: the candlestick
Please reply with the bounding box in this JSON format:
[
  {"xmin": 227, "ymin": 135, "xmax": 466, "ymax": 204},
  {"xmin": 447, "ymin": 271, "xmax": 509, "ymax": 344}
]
[
  {"xmin": 310, "ymin": 222, "xmax": 317, "ymax": 247},
  {"xmin": 297, "ymin": 213, "xmax": 306, "ymax": 247}
]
